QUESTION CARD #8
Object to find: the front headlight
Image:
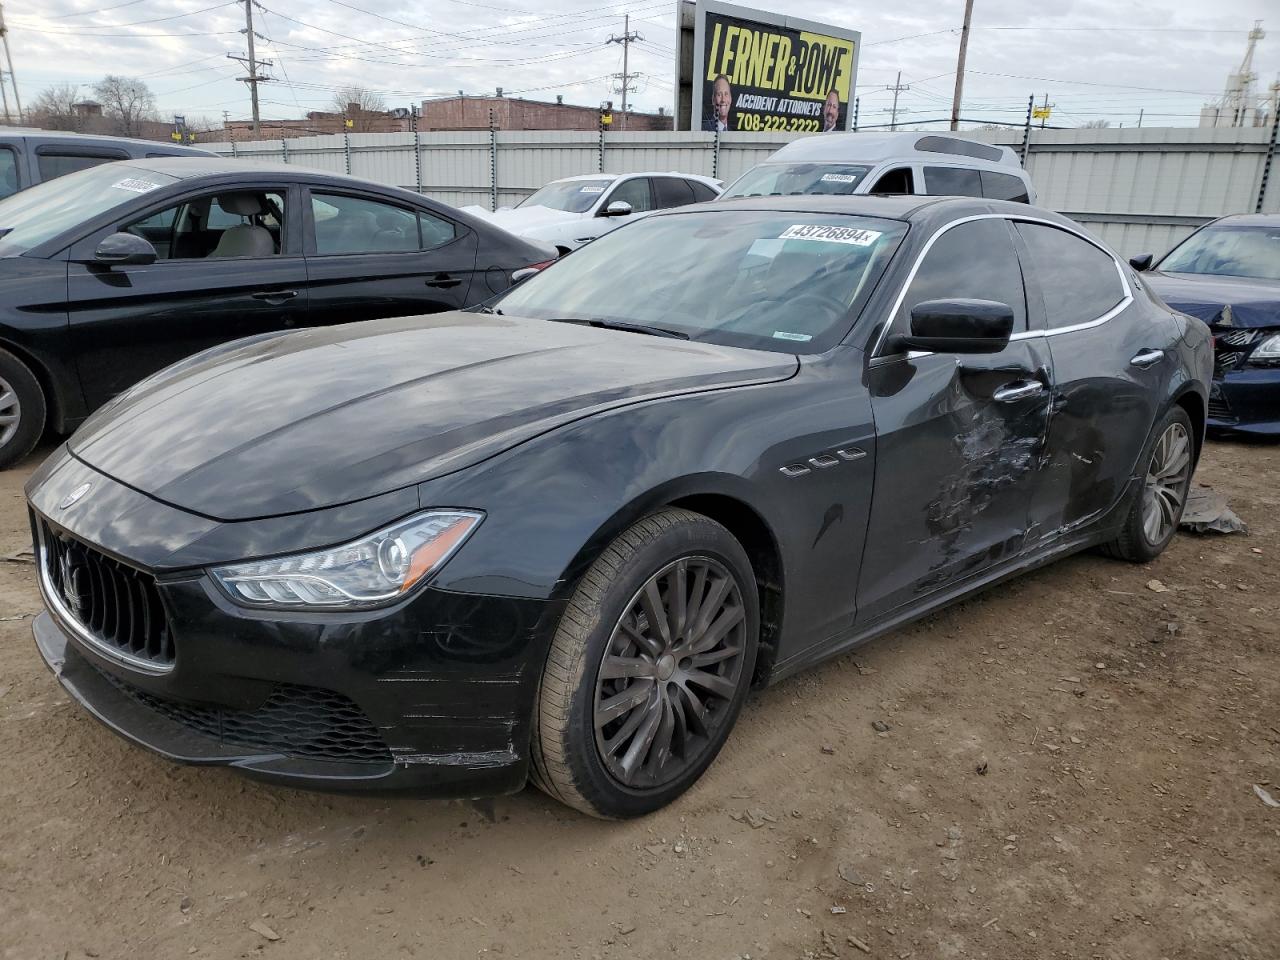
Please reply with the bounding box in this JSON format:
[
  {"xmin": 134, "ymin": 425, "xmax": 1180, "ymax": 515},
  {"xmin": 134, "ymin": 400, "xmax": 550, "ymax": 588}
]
[
  {"xmin": 211, "ymin": 510, "xmax": 482, "ymax": 609},
  {"xmin": 1251, "ymin": 333, "xmax": 1280, "ymax": 362}
]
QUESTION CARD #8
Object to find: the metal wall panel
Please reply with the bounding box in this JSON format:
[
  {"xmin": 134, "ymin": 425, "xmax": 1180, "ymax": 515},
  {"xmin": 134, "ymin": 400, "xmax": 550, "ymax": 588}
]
[{"xmin": 203, "ymin": 124, "xmax": 1280, "ymax": 237}]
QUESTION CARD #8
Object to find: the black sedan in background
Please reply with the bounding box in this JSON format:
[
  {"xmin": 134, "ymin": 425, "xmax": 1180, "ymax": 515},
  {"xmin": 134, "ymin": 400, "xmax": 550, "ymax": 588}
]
[
  {"xmin": 27, "ymin": 196, "xmax": 1210, "ymax": 819},
  {"xmin": 1137, "ymin": 214, "xmax": 1280, "ymax": 436},
  {"xmin": 0, "ymin": 158, "xmax": 555, "ymax": 467}
]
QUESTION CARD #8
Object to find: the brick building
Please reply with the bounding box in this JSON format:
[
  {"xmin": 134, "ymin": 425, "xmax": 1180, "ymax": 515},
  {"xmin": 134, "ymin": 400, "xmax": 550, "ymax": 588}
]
[
  {"xmin": 418, "ymin": 94, "xmax": 673, "ymax": 131},
  {"xmin": 223, "ymin": 105, "xmax": 414, "ymax": 141}
]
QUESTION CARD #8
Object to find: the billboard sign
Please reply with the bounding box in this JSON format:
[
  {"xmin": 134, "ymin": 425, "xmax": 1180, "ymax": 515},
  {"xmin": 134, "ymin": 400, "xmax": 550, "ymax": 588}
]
[{"xmin": 681, "ymin": 1, "xmax": 860, "ymax": 133}]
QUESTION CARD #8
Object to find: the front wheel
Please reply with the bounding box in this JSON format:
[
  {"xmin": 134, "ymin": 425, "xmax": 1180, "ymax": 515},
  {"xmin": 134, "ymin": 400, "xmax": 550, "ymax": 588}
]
[
  {"xmin": 1101, "ymin": 405, "xmax": 1195, "ymax": 562},
  {"xmin": 530, "ymin": 508, "xmax": 759, "ymax": 819},
  {"xmin": 0, "ymin": 348, "xmax": 46, "ymax": 470}
]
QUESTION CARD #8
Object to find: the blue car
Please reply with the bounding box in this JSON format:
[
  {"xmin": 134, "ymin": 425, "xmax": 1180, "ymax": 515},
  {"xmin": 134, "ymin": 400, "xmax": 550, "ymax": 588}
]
[{"xmin": 1138, "ymin": 214, "xmax": 1280, "ymax": 436}]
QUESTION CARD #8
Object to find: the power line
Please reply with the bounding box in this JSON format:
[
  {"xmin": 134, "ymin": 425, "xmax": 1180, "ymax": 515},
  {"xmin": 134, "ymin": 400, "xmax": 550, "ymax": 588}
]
[{"xmin": 12, "ymin": 0, "xmax": 239, "ymax": 30}]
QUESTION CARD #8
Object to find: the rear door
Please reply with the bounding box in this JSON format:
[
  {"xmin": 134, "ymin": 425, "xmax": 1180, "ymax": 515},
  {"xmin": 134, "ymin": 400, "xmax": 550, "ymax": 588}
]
[
  {"xmin": 302, "ymin": 188, "xmax": 479, "ymax": 325},
  {"xmin": 65, "ymin": 182, "xmax": 308, "ymax": 410},
  {"xmin": 1014, "ymin": 219, "xmax": 1170, "ymax": 541},
  {"xmin": 858, "ymin": 216, "xmax": 1053, "ymax": 622}
]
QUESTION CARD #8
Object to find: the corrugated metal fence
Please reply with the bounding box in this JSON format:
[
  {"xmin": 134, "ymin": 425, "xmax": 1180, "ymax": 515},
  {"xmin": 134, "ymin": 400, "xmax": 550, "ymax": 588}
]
[{"xmin": 202, "ymin": 125, "xmax": 1279, "ymax": 256}]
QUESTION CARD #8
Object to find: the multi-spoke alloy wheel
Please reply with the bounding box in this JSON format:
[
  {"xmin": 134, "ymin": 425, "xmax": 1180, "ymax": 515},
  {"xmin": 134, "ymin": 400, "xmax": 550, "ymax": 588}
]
[
  {"xmin": 0, "ymin": 374, "xmax": 19, "ymax": 450},
  {"xmin": 1141, "ymin": 421, "xmax": 1192, "ymax": 544},
  {"xmin": 530, "ymin": 508, "xmax": 758, "ymax": 819},
  {"xmin": 593, "ymin": 556, "xmax": 747, "ymax": 789}
]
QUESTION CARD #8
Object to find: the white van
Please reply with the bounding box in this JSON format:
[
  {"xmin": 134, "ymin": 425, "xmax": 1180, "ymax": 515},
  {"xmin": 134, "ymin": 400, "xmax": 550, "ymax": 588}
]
[{"xmin": 721, "ymin": 132, "xmax": 1036, "ymax": 204}]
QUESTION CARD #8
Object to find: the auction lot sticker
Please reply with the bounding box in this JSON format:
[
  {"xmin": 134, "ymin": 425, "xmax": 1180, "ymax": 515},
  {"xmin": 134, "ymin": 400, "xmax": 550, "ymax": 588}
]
[
  {"xmin": 779, "ymin": 224, "xmax": 881, "ymax": 245},
  {"xmin": 111, "ymin": 178, "xmax": 164, "ymax": 194}
]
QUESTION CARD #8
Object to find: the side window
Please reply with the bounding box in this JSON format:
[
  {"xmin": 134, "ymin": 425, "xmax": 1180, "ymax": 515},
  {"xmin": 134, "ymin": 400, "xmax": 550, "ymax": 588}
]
[
  {"xmin": 689, "ymin": 180, "xmax": 719, "ymax": 202},
  {"xmin": 869, "ymin": 167, "xmax": 914, "ymax": 195},
  {"xmin": 603, "ymin": 177, "xmax": 653, "ymax": 213},
  {"xmin": 0, "ymin": 147, "xmax": 18, "ymax": 199},
  {"xmin": 418, "ymin": 210, "xmax": 457, "ymax": 250},
  {"xmin": 122, "ymin": 191, "xmax": 285, "ymax": 260},
  {"xmin": 1016, "ymin": 223, "xmax": 1125, "ymax": 329},
  {"xmin": 924, "ymin": 166, "xmax": 982, "ymax": 198},
  {"xmin": 653, "ymin": 176, "xmax": 696, "ymax": 209},
  {"xmin": 36, "ymin": 151, "xmax": 127, "ymax": 181},
  {"xmin": 981, "ymin": 171, "xmax": 1030, "ymax": 203},
  {"xmin": 895, "ymin": 219, "xmax": 1028, "ymax": 341},
  {"xmin": 312, "ymin": 193, "xmax": 419, "ymax": 255}
]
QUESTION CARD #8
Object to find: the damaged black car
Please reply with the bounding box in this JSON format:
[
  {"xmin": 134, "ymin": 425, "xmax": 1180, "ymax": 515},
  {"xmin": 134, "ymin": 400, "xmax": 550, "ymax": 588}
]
[
  {"xmin": 1137, "ymin": 213, "xmax": 1280, "ymax": 436},
  {"xmin": 27, "ymin": 195, "xmax": 1211, "ymax": 819}
]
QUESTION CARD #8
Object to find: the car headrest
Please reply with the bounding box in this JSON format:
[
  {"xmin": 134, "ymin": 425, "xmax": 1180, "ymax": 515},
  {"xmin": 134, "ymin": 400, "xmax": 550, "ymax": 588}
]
[{"xmin": 217, "ymin": 193, "xmax": 264, "ymax": 217}]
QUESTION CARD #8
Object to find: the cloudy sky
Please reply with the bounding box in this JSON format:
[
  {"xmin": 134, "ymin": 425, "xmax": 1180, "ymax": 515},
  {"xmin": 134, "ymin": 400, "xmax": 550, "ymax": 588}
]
[{"xmin": 7, "ymin": 0, "xmax": 1278, "ymax": 130}]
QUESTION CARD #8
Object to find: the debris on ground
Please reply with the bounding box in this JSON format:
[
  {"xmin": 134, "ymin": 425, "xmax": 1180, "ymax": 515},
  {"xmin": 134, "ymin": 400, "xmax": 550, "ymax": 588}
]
[
  {"xmin": 871, "ymin": 720, "xmax": 890, "ymax": 733},
  {"xmin": 1147, "ymin": 579, "xmax": 1169, "ymax": 593},
  {"xmin": 1, "ymin": 549, "xmax": 33, "ymax": 565},
  {"xmin": 1253, "ymin": 784, "xmax": 1280, "ymax": 808},
  {"xmin": 838, "ymin": 864, "xmax": 864, "ymax": 886},
  {"xmin": 248, "ymin": 921, "xmax": 280, "ymax": 942},
  {"xmin": 847, "ymin": 934, "xmax": 872, "ymax": 953},
  {"xmin": 1180, "ymin": 486, "xmax": 1248, "ymax": 535}
]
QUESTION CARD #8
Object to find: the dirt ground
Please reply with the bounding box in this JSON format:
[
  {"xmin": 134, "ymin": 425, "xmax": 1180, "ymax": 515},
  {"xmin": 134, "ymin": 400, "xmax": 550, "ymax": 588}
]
[{"xmin": 0, "ymin": 438, "xmax": 1276, "ymax": 960}]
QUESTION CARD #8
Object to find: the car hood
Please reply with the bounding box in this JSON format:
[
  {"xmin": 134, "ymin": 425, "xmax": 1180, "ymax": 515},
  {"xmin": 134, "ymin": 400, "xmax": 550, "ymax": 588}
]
[
  {"xmin": 462, "ymin": 204, "xmax": 584, "ymax": 233},
  {"xmin": 69, "ymin": 312, "xmax": 798, "ymax": 521},
  {"xmin": 1146, "ymin": 271, "xmax": 1280, "ymax": 328}
]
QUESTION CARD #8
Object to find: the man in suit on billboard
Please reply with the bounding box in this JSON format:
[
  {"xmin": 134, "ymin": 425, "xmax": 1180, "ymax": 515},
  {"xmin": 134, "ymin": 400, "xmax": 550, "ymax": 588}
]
[
  {"xmin": 702, "ymin": 74, "xmax": 733, "ymax": 131},
  {"xmin": 822, "ymin": 89, "xmax": 842, "ymax": 132}
]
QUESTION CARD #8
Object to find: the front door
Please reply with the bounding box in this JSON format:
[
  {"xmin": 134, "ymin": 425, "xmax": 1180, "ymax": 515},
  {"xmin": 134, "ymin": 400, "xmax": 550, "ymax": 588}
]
[
  {"xmin": 303, "ymin": 189, "xmax": 478, "ymax": 326},
  {"xmin": 66, "ymin": 185, "xmax": 308, "ymax": 410},
  {"xmin": 857, "ymin": 216, "xmax": 1053, "ymax": 623}
]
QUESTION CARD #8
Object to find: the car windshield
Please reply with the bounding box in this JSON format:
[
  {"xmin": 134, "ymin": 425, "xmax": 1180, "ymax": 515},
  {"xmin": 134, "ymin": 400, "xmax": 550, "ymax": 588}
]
[
  {"xmin": 0, "ymin": 163, "xmax": 179, "ymax": 256},
  {"xmin": 1159, "ymin": 223, "xmax": 1280, "ymax": 282},
  {"xmin": 494, "ymin": 210, "xmax": 908, "ymax": 354},
  {"xmin": 518, "ymin": 179, "xmax": 612, "ymax": 213},
  {"xmin": 723, "ymin": 163, "xmax": 873, "ymax": 199}
]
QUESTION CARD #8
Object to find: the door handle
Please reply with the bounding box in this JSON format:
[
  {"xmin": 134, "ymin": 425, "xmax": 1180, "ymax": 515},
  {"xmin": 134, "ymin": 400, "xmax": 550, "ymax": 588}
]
[
  {"xmin": 1130, "ymin": 349, "xmax": 1164, "ymax": 369},
  {"xmin": 993, "ymin": 380, "xmax": 1045, "ymax": 403},
  {"xmin": 425, "ymin": 274, "xmax": 461, "ymax": 289},
  {"xmin": 251, "ymin": 289, "xmax": 298, "ymax": 305}
]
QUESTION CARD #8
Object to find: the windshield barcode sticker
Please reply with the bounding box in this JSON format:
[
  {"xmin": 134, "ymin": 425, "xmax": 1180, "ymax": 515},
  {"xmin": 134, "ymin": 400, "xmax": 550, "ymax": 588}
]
[
  {"xmin": 773, "ymin": 331, "xmax": 813, "ymax": 341},
  {"xmin": 579, "ymin": 185, "xmax": 606, "ymax": 193},
  {"xmin": 820, "ymin": 173, "xmax": 858, "ymax": 183},
  {"xmin": 779, "ymin": 224, "xmax": 881, "ymax": 246},
  {"xmin": 112, "ymin": 178, "xmax": 163, "ymax": 194}
]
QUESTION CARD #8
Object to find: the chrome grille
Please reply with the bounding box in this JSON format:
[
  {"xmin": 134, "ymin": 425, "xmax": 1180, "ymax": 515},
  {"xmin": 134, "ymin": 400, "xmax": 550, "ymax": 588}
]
[{"xmin": 37, "ymin": 516, "xmax": 174, "ymax": 671}]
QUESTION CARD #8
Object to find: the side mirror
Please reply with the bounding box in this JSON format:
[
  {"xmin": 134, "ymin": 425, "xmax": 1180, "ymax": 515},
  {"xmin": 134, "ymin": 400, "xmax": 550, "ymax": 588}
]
[
  {"xmin": 887, "ymin": 299, "xmax": 1014, "ymax": 355},
  {"xmin": 1129, "ymin": 253, "xmax": 1154, "ymax": 272},
  {"xmin": 602, "ymin": 200, "xmax": 633, "ymax": 218},
  {"xmin": 94, "ymin": 232, "xmax": 157, "ymax": 266}
]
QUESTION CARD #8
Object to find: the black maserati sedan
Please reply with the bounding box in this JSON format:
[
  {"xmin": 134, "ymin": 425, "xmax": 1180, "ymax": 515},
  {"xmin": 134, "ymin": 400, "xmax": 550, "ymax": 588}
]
[
  {"xmin": 1134, "ymin": 214, "xmax": 1280, "ymax": 436},
  {"xmin": 0, "ymin": 157, "xmax": 555, "ymax": 468},
  {"xmin": 26, "ymin": 195, "xmax": 1211, "ymax": 819}
]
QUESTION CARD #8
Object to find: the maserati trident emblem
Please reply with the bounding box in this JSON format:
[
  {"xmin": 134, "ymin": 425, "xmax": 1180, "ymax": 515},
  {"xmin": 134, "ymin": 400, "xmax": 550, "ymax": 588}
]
[{"xmin": 59, "ymin": 482, "xmax": 92, "ymax": 510}]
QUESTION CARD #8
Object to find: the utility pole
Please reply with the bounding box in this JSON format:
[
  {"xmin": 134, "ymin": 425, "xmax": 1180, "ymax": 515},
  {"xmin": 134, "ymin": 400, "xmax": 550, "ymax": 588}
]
[
  {"xmin": 228, "ymin": 0, "xmax": 272, "ymax": 134},
  {"xmin": 886, "ymin": 71, "xmax": 909, "ymax": 131},
  {"xmin": 1137, "ymin": 108, "xmax": 1144, "ymax": 128},
  {"xmin": 0, "ymin": 1, "xmax": 23, "ymax": 124},
  {"xmin": 607, "ymin": 14, "xmax": 642, "ymax": 130},
  {"xmin": 950, "ymin": 0, "xmax": 974, "ymax": 132}
]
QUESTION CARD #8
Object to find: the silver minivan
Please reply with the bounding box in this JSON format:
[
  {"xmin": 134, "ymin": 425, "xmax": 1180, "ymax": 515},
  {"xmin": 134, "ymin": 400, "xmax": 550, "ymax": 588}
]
[{"xmin": 721, "ymin": 132, "xmax": 1036, "ymax": 204}]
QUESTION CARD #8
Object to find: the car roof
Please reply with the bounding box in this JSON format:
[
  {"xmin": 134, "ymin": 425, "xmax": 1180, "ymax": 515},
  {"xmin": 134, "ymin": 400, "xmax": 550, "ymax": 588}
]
[
  {"xmin": 0, "ymin": 128, "xmax": 214, "ymax": 156},
  {"xmin": 552, "ymin": 171, "xmax": 722, "ymax": 187},
  {"xmin": 764, "ymin": 132, "xmax": 1024, "ymax": 171},
  {"xmin": 661, "ymin": 193, "xmax": 1080, "ymax": 229},
  {"xmin": 1210, "ymin": 213, "xmax": 1280, "ymax": 227}
]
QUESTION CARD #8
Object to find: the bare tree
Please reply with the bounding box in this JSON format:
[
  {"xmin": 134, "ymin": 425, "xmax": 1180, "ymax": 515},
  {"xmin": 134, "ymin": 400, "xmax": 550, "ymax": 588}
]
[
  {"xmin": 30, "ymin": 83, "xmax": 82, "ymax": 131},
  {"xmin": 330, "ymin": 85, "xmax": 387, "ymax": 131},
  {"xmin": 92, "ymin": 75, "xmax": 157, "ymax": 137},
  {"xmin": 1081, "ymin": 119, "xmax": 1112, "ymax": 129}
]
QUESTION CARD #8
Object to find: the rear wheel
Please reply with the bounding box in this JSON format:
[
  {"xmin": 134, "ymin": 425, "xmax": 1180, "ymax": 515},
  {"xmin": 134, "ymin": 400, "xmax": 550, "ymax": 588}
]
[
  {"xmin": 0, "ymin": 348, "xmax": 45, "ymax": 470},
  {"xmin": 530, "ymin": 508, "xmax": 759, "ymax": 819},
  {"xmin": 1102, "ymin": 405, "xmax": 1194, "ymax": 562}
]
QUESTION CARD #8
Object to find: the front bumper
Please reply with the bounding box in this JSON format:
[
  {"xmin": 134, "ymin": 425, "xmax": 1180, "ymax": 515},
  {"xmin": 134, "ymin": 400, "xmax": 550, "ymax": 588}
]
[
  {"xmin": 1208, "ymin": 368, "xmax": 1280, "ymax": 436},
  {"xmin": 27, "ymin": 456, "xmax": 562, "ymax": 796}
]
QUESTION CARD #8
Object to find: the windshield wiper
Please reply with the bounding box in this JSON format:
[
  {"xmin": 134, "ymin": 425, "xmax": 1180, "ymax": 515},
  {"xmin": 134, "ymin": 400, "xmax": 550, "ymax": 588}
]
[{"xmin": 546, "ymin": 317, "xmax": 690, "ymax": 340}]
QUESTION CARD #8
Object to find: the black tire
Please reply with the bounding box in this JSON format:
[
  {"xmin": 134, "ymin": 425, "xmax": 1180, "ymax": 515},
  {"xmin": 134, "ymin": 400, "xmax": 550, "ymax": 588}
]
[
  {"xmin": 530, "ymin": 508, "xmax": 759, "ymax": 819},
  {"xmin": 1101, "ymin": 405, "xmax": 1195, "ymax": 563},
  {"xmin": 0, "ymin": 348, "xmax": 46, "ymax": 470}
]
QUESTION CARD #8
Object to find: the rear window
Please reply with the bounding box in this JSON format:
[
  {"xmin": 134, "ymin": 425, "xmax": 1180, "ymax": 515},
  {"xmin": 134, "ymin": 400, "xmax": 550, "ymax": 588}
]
[
  {"xmin": 923, "ymin": 166, "xmax": 982, "ymax": 198},
  {"xmin": 0, "ymin": 147, "xmax": 17, "ymax": 200},
  {"xmin": 1016, "ymin": 222, "xmax": 1125, "ymax": 328},
  {"xmin": 723, "ymin": 163, "xmax": 872, "ymax": 198},
  {"xmin": 981, "ymin": 170, "xmax": 1030, "ymax": 203}
]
